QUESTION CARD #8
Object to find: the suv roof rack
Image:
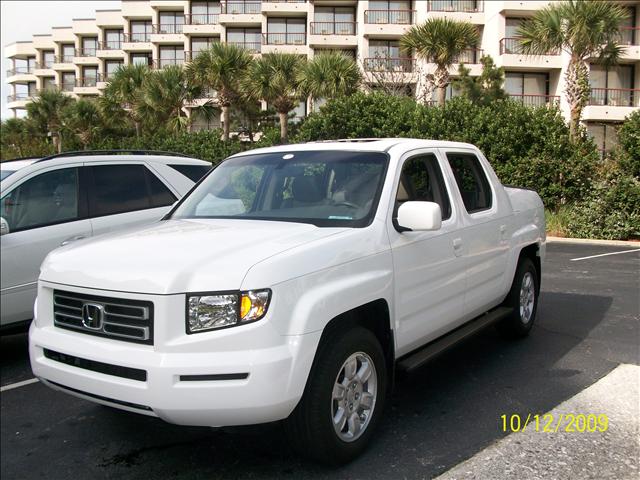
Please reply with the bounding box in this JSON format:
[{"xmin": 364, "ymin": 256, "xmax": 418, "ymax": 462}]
[
  {"xmin": 1, "ymin": 156, "xmax": 41, "ymax": 164},
  {"xmin": 36, "ymin": 150, "xmax": 195, "ymax": 163},
  {"xmin": 309, "ymin": 138, "xmax": 383, "ymax": 143}
]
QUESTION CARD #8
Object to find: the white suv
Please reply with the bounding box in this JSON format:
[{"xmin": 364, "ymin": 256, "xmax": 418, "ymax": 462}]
[
  {"xmin": 1, "ymin": 151, "xmax": 211, "ymax": 330},
  {"xmin": 30, "ymin": 139, "xmax": 545, "ymax": 464}
]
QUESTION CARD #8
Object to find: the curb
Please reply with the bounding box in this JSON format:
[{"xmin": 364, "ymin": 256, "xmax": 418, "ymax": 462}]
[{"xmin": 547, "ymin": 236, "xmax": 640, "ymax": 247}]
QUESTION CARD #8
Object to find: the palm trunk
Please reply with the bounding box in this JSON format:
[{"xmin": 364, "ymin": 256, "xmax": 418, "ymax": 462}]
[
  {"xmin": 279, "ymin": 112, "xmax": 288, "ymax": 144},
  {"xmin": 222, "ymin": 104, "xmax": 230, "ymax": 141},
  {"xmin": 134, "ymin": 120, "xmax": 141, "ymax": 137},
  {"xmin": 564, "ymin": 59, "xmax": 589, "ymax": 141},
  {"xmin": 434, "ymin": 66, "xmax": 450, "ymax": 108},
  {"xmin": 437, "ymin": 87, "xmax": 447, "ymax": 107}
]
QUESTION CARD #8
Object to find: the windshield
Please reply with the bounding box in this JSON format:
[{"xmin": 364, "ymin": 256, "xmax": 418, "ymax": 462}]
[
  {"xmin": 0, "ymin": 170, "xmax": 17, "ymax": 181},
  {"xmin": 171, "ymin": 150, "xmax": 389, "ymax": 227}
]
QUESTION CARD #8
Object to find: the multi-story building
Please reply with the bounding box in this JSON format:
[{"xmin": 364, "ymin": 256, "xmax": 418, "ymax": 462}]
[{"xmin": 4, "ymin": 0, "xmax": 640, "ymax": 152}]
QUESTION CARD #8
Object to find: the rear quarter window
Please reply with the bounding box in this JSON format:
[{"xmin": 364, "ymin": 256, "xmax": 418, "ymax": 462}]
[{"xmin": 168, "ymin": 164, "xmax": 212, "ymax": 183}]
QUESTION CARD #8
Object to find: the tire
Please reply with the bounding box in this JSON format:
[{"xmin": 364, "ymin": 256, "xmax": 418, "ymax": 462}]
[
  {"xmin": 284, "ymin": 326, "xmax": 387, "ymax": 465},
  {"xmin": 497, "ymin": 257, "xmax": 539, "ymax": 338}
]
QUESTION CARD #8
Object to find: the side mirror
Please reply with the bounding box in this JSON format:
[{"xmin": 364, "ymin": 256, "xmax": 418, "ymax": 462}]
[
  {"xmin": 0, "ymin": 217, "xmax": 9, "ymax": 236},
  {"xmin": 396, "ymin": 201, "xmax": 442, "ymax": 232}
]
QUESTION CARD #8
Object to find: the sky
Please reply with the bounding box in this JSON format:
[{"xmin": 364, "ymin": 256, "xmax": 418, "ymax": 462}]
[{"xmin": 1, "ymin": 0, "xmax": 120, "ymax": 120}]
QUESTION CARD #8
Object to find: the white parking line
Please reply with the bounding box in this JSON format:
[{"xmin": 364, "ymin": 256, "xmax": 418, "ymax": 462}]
[
  {"xmin": 571, "ymin": 249, "xmax": 640, "ymax": 262},
  {"xmin": 0, "ymin": 378, "xmax": 39, "ymax": 392}
]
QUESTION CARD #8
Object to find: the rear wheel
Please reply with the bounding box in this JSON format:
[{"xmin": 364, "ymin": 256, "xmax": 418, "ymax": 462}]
[
  {"xmin": 498, "ymin": 257, "xmax": 539, "ymax": 338},
  {"xmin": 284, "ymin": 326, "xmax": 387, "ymax": 465}
]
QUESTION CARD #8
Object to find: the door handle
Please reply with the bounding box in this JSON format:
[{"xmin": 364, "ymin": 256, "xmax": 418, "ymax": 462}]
[
  {"xmin": 453, "ymin": 237, "xmax": 463, "ymax": 257},
  {"xmin": 500, "ymin": 225, "xmax": 508, "ymax": 244},
  {"xmin": 61, "ymin": 235, "xmax": 86, "ymax": 246}
]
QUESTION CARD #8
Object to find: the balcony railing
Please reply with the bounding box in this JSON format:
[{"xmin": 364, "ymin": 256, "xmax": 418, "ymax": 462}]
[
  {"xmin": 508, "ymin": 93, "xmax": 559, "ymax": 107},
  {"xmin": 263, "ymin": 1, "xmax": 306, "ymax": 3},
  {"xmin": 123, "ymin": 32, "xmax": 152, "ymax": 43},
  {"xmin": 152, "ymin": 24, "xmax": 184, "ymax": 34},
  {"xmin": 619, "ymin": 26, "xmax": 639, "ymax": 46},
  {"xmin": 222, "ymin": 2, "xmax": 261, "ymax": 14},
  {"xmin": 185, "ymin": 13, "xmax": 220, "ymax": 25},
  {"xmin": 310, "ymin": 22, "xmax": 356, "ymax": 35},
  {"xmin": 99, "ymin": 41, "xmax": 123, "ymax": 50},
  {"xmin": 364, "ymin": 10, "xmax": 415, "ymax": 25},
  {"xmin": 364, "ymin": 57, "xmax": 415, "ymax": 73},
  {"xmin": 452, "ymin": 48, "xmax": 483, "ymax": 64},
  {"xmin": 6, "ymin": 66, "xmax": 34, "ymax": 76},
  {"xmin": 152, "ymin": 58, "xmax": 186, "ymax": 69},
  {"xmin": 499, "ymin": 37, "xmax": 560, "ymax": 55},
  {"xmin": 262, "ymin": 32, "xmax": 306, "ymax": 45},
  {"xmin": 7, "ymin": 92, "xmax": 32, "ymax": 102},
  {"xmin": 76, "ymin": 77, "xmax": 99, "ymax": 87},
  {"xmin": 35, "ymin": 61, "xmax": 54, "ymax": 69},
  {"xmin": 75, "ymin": 48, "xmax": 97, "ymax": 57},
  {"xmin": 61, "ymin": 81, "xmax": 76, "ymax": 92},
  {"xmin": 226, "ymin": 41, "xmax": 261, "ymax": 53},
  {"xmin": 427, "ymin": 0, "xmax": 483, "ymax": 12},
  {"xmin": 54, "ymin": 55, "xmax": 75, "ymax": 63},
  {"xmin": 589, "ymin": 88, "xmax": 639, "ymax": 107}
]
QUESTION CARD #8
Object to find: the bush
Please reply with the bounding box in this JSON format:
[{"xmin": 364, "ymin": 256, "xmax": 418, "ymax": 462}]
[{"xmin": 616, "ymin": 110, "xmax": 640, "ymax": 179}]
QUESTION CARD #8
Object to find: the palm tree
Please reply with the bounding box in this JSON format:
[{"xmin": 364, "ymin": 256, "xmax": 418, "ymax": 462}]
[
  {"xmin": 401, "ymin": 18, "xmax": 479, "ymax": 107},
  {"xmin": 243, "ymin": 53, "xmax": 305, "ymax": 143},
  {"xmin": 298, "ymin": 52, "xmax": 361, "ymax": 112},
  {"xmin": 26, "ymin": 89, "xmax": 75, "ymax": 153},
  {"xmin": 101, "ymin": 63, "xmax": 150, "ymax": 137},
  {"xmin": 517, "ymin": 0, "xmax": 629, "ymax": 139},
  {"xmin": 185, "ymin": 43, "xmax": 253, "ymax": 141},
  {"xmin": 137, "ymin": 65, "xmax": 211, "ymax": 133},
  {"xmin": 61, "ymin": 99, "xmax": 103, "ymax": 149}
]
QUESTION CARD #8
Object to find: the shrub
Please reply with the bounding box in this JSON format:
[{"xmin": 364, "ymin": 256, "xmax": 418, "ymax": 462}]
[{"xmin": 616, "ymin": 110, "xmax": 640, "ymax": 179}]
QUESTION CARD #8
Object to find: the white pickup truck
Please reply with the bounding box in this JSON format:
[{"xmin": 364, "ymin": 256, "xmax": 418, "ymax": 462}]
[{"xmin": 30, "ymin": 139, "xmax": 545, "ymax": 464}]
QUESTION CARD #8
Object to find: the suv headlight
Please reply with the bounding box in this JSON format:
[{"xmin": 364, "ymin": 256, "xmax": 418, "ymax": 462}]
[{"xmin": 187, "ymin": 289, "xmax": 271, "ymax": 334}]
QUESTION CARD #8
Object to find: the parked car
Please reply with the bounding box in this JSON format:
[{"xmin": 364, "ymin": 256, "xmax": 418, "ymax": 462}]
[
  {"xmin": 1, "ymin": 151, "xmax": 211, "ymax": 331},
  {"xmin": 29, "ymin": 139, "xmax": 545, "ymax": 464}
]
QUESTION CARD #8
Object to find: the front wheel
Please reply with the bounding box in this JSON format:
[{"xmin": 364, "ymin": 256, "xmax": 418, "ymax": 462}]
[
  {"xmin": 284, "ymin": 326, "xmax": 387, "ymax": 465},
  {"xmin": 498, "ymin": 257, "xmax": 539, "ymax": 338}
]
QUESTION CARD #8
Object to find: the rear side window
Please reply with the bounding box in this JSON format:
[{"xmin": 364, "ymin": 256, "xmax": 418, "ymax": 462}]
[
  {"xmin": 446, "ymin": 153, "xmax": 492, "ymax": 213},
  {"xmin": 88, "ymin": 164, "xmax": 176, "ymax": 217},
  {"xmin": 396, "ymin": 154, "xmax": 452, "ymax": 220},
  {"xmin": 168, "ymin": 164, "xmax": 211, "ymax": 182}
]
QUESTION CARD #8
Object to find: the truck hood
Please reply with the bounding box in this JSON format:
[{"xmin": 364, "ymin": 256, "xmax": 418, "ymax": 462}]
[{"xmin": 40, "ymin": 219, "xmax": 347, "ymax": 294}]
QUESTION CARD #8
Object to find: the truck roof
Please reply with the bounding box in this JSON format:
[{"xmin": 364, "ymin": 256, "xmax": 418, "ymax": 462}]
[{"xmin": 231, "ymin": 138, "xmax": 477, "ymax": 158}]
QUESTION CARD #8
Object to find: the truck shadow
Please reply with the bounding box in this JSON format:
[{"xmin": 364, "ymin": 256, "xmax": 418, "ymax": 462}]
[{"xmin": 79, "ymin": 290, "xmax": 614, "ymax": 479}]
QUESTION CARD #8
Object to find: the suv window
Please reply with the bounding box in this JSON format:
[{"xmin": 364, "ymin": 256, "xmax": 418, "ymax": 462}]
[
  {"xmin": 446, "ymin": 152, "xmax": 492, "ymax": 213},
  {"xmin": 1, "ymin": 168, "xmax": 80, "ymax": 232},
  {"xmin": 88, "ymin": 164, "xmax": 176, "ymax": 217},
  {"xmin": 168, "ymin": 164, "xmax": 211, "ymax": 183},
  {"xmin": 396, "ymin": 154, "xmax": 452, "ymax": 220}
]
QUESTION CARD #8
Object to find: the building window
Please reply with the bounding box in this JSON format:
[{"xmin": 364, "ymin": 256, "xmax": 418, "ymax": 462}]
[
  {"xmin": 42, "ymin": 77, "xmax": 56, "ymax": 91},
  {"xmin": 366, "ymin": 1, "xmax": 413, "ymax": 25},
  {"xmin": 61, "ymin": 44, "xmax": 75, "ymax": 63},
  {"xmin": 589, "ymin": 64, "xmax": 635, "ymax": 106},
  {"xmin": 505, "ymin": 72, "xmax": 552, "ymax": 106},
  {"xmin": 61, "ymin": 72, "xmax": 76, "ymax": 91},
  {"xmin": 190, "ymin": 1, "xmax": 221, "ymax": 24},
  {"xmin": 366, "ymin": 40, "xmax": 413, "ymax": 71},
  {"xmin": 619, "ymin": 6, "xmax": 637, "ymax": 45},
  {"xmin": 80, "ymin": 37, "xmax": 98, "ymax": 56},
  {"xmin": 189, "ymin": 37, "xmax": 219, "ymax": 60},
  {"xmin": 428, "ymin": 1, "xmax": 481, "ymax": 13},
  {"xmin": 223, "ymin": 0, "xmax": 261, "ymax": 15},
  {"xmin": 130, "ymin": 53, "xmax": 152, "ymax": 66},
  {"xmin": 158, "ymin": 46, "xmax": 185, "ymax": 68},
  {"xmin": 81, "ymin": 66, "xmax": 98, "ymax": 87},
  {"xmin": 226, "ymin": 28, "xmax": 261, "ymax": 53},
  {"xmin": 104, "ymin": 60, "xmax": 124, "ymax": 80},
  {"xmin": 158, "ymin": 11, "xmax": 185, "ymax": 34},
  {"xmin": 586, "ymin": 122, "xmax": 621, "ymax": 157},
  {"xmin": 103, "ymin": 29, "xmax": 124, "ymax": 49},
  {"xmin": 312, "ymin": 7, "xmax": 356, "ymax": 35},
  {"xmin": 42, "ymin": 50, "xmax": 55, "ymax": 68},
  {"xmin": 266, "ymin": 18, "xmax": 306, "ymax": 45},
  {"xmin": 129, "ymin": 20, "xmax": 152, "ymax": 42}
]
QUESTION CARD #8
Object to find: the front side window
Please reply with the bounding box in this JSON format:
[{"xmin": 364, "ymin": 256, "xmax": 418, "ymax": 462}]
[
  {"xmin": 396, "ymin": 154, "xmax": 452, "ymax": 220},
  {"xmin": 89, "ymin": 164, "xmax": 176, "ymax": 217},
  {"xmin": 1, "ymin": 168, "xmax": 79, "ymax": 232},
  {"xmin": 446, "ymin": 152, "xmax": 492, "ymax": 213},
  {"xmin": 171, "ymin": 151, "xmax": 388, "ymax": 227}
]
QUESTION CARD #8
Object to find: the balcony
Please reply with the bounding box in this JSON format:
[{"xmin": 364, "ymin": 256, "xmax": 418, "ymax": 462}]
[
  {"xmin": 123, "ymin": 33, "xmax": 152, "ymax": 43},
  {"xmin": 364, "ymin": 57, "xmax": 415, "ymax": 73},
  {"xmin": 453, "ymin": 48, "xmax": 483, "ymax": 64},
  {"xmin": 6, "ymin": 66, "xmax": 34, "ymax": 77},
  {"xmin": 262, "ymin": 32, "xmax": 306, "ymax": 45},
  {"xmin": 152, "ymin": 58, "xmax": 185, "ymax": 69},
  {"xmin": 226, "ymin": 41, "xmax": 261, "ymax": 53},
  {"xmin": 53, "ymin": 56, "xmax": 76, "ymax": 70},
  {"xmin": 427, "ymin": 1, "xmax": 483, "ymax": 12},
  {"xmin": 98, "ymin": 41, "xmax": 123, "ymax": 50},
  {"xmin": 261, "ymin": 0, "xmax": 308, "ymax": 14},
  {"xmin": 499, "ymin": 38, "xmax": 559, "ymax": 55},
  {"xmin": 498, "ymin": 37, "xmax": 562, "ymax": 69},
  {"xmin": 508, "ymin": 93, "xmax": 559, "ymax": 107},
  {"xmin": 7, "ymin": 92, "xmax": 33, "ymax": 103},
  {"xmin": 619, "ymin": 27, "xmax": 639, "ymax": 46},
  {"xmin": 74, "ymin": 48, "xmax": 99, "ymax": 64},
  {"xmin": 34, "ymin": 61, "xmax": 54, "ymax": 71},
  {"xmin": 221, "ymin": 2, "xmax": 261, "ymax": 15},
  {"xmin": 364, "ymin": 10, "xmax": 414, "ymax": 25},
  {"xmin": 76, "ymin": 77, "xmax": 99, "ymax": 87},
  {"xmin": 583, "ymin": 88, "xmax": 640, "ymax": 121},
  {"xmin": 310, "ymin": 22, "xmax": 356, "ymax": 36},
  {"xmin": 152, "ymin": 24, "xmax": 184, "ymax": 34},
  {"xmin": 183, "ymin": 13, "xmax": 222, "ymax": 35},
  {"xmin": 61, "ymin": 81, "xmax": 76, "ymax": 92}
]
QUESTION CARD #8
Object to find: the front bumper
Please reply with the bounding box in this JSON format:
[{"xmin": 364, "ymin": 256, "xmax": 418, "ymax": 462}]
[{"xmin": 29, "ymin": 283, "xmax": 321, "ymax": 427}]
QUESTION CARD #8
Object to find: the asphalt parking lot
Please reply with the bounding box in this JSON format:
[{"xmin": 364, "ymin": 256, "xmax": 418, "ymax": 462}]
[{"xmin": 1, "ymin": 242, "xmax": 639, "ymax": 480}]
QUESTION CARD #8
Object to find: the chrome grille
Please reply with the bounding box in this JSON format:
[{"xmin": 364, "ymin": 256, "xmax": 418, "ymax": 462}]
[{"xmin": 53, "ymin": 290, "xmax": 154, "ymax": 345}]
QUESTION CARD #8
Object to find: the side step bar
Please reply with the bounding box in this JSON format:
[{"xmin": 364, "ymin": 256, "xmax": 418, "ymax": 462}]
[{"xmin": 397, "ymin": 306, "xmax": 513, "ymax": 373}]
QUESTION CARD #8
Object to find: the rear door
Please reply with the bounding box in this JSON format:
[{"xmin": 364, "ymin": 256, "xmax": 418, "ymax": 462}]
[
  {"xmin": 442, "ymin": 149, "xmax": 511, "ymax": 318},
  {"xmin": 0, "ymin": 165, "xmax": 91, "ymax": 325},
  {"xmin": 87, "ymin": 163, "xmax": 177, "ymax": 236},
  {"xmin": 388, "ymin": 150, "xmax": 467, "ymax": 356}
]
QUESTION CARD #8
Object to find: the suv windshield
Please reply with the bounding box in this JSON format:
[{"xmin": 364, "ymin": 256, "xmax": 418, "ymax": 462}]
[{"xmin": 171, "ymin": 150, "xmax": 389, "ymax": 227}]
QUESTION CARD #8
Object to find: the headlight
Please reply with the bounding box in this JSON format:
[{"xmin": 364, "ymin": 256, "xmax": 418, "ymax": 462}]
[{"xmin": 187, "ymin": 289, "xmax": 271, "ymax": 334}]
